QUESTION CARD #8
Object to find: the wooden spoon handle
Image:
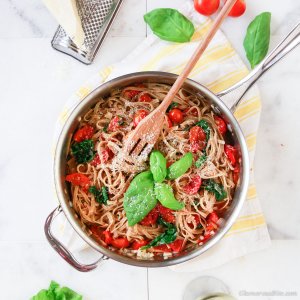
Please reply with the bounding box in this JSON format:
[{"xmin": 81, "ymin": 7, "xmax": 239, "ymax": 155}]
[{"xmin": 159, "ymin": 0, "xmax": 238, "ymax": 112}]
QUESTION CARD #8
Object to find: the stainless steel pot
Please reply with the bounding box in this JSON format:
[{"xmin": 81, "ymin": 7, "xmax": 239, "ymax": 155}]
[{"xmin": 45, "ymin": 23, "xmax": 300, "ymax": 272}]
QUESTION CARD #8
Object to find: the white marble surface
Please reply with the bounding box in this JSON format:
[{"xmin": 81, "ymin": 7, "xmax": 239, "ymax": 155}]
[{"xmin": 0, "ymin": 0, "xmax": 300, "ymax": 299}]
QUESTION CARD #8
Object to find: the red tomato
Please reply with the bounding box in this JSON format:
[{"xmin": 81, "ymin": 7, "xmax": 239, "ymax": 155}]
[
  {"xmin": 140, "ymin": 207, "xmax": 159, "ymax": 226},
  {"xmin": 73, "ymin": 125, "xmax": 94, "ymax": 142},
  {"xmin": 233, "ymin": 164, "xmax": 240, "ymax": 184},
  {"xmin": 153, "ymin": 244, "xmax": 172, "ymax": 252},
  {"xmin": 188, "ymin": 214, "xmax": 201, "ymax": 228},
  {"xmin": 227, "ymin": 0, "xmax": 246, "ymax": 17},
  {"xmin": 168, "ymin": 108, "xmax": 183, "ymax": 124},
  {"xmin": 189, "ymin": 126, "xmax": 206, "ymax": 152},
  {"xmin": 123, "ymin": 90, "xmax": 140, "ymax": 99},
  {"xmin": 65, "ymin": 173, "xmax": 90, "ymax": 191},
  {"xmin": 111, "ymin": 237, "xmax": 130, "ymax": 249},
  {"xmin": 91, "ymin": 154, "xmax": 100, "ymax": 166},
  {"xmin": 101, "ymin": 148, "xmax": 114, "ymax": 163},
  {"xmin": 166, "ymin": 116, "xmax": 173, "ymax": 128},
  {"xmin": 169, "ymin": 239, "xmax": 184, "ymax": 252},
  {"xmin": 139, "ymin": 93, "xmax": 152, "ymax": 102},
  {"xmin": 102, "ymin": 231, "xmax": 113, "ymax": 245},
  {"xmin": 194, "ymin": 0, "xmax": 220, "ymax": 16},
  {"xmin": 183, "ymin": 175, "xmax": 202, "ymax": 195},
  {"xmin": 224, "ymin": 144, "xmax": 238, "ymax": 166},
  {"xmin": 157, "ymin": 204, "xmax": 176, "ymax": 223},
  {"xmin": 207, "ymin": 211, "xmax": 219, "ymax": 225},
  {"xmin": 133, "ymin": 110, "xmax": 149, "ymax": 127},
  {"xmin": 214, "ymin": 115, "xmax": 227, "ymax": 135},
  {"xmin": 132, "ymin": 240, "xmax": 148, "ymax": 250},
  {"xmin": 108, "ymin": 116, "xmax": 123, "ymax": 132}
]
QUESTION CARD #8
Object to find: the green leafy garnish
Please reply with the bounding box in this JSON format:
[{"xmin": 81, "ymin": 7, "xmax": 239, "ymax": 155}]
[
  {"xmin": 30, "ymin": 280, "xmax": 82, "ymax": 300},
  {"xmin": 195, "ymin": 120, "xmax": 210, "ymax": 142},
  {"xmin": 89, "ymin": 186, "xmax": 109, "ymax": 205},
  {"xmin": 103, "ymin": 124, "xmax": 108, "ymax": 133},
  {"xmin": 144, "ymin": 8, "xmax": 195, "ymax": 43},
  {"xmin": 154, "ymin": 182, "xmax": 184, "ymax": 210},
  {"xmin": 243, "ymin": 12, "xmax": 271, "ymax": 69},
  {"xmin": 124, "ymin": 171, "xmax": 157, "ymax": 226},
  {"xmin": 167, "ymin": 152, "xmax": 193, "ymax": 180},
  {"xmin": 166, "ymin": 102, "xmax": 178, "ymax": 112},
  {"xmin": 142, "ymin": 217, "xmax": 177, "ymax": 249},
  {"xmin": 195, "ymin": 154, "xmax": 207, "ymax": 168},
  {"xmin": 150, "ymin": 150, "xmax": 167, "ymax": 183},
  {"xmin": 204, "ymin": 179, "xmax": 227, "ymax": 201},
  {"xmin": 71, "ymin": 139, "xmax": 95, "ymax": 164}
]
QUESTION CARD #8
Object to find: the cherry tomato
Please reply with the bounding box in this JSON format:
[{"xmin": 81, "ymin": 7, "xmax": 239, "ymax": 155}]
[
  {"xmin": 207, "ymin": 211, "xmax": 219, "ymax": 225},
  {"xmin": 108, "ymin": 116, "xmax": 123, "ymax": 132},
  {"xmin": 140, "ymin": 207, "xmax": 159, "ymax": 226},
  {"xmin": 214, "ymin": 115, "xmax": 227, "ymax": 135},
  {"xmin": 189, "ymin": 126, "xmax": 206, "ymax": 152},
  {"xmin": 224, "ymin": 144, "xmax": 238, "ymax": 166},
  {"xmin": 139, "ymin": 93, "xmax": 152, "ymax": 102},
  {"xmin": 188, "ymin": 214, "xmax": 202, "ymax": 228},
  {"xmin": 73, "ymin": 125, "xmax": 94, "ymax": 142},
  {"xmin": 123, "ymin": 90, "xmax": 140, "ymax": 99},
  {"xmin": 183, "ymin": 175, "xmax": 202, "ymax": 195},
  {"xmin": 233, "ymin": 164, "xmax": 240, "ymax": 185},
  {"xmin": 227, "ymin": 0, "xmax": 246, "ymax": 17},
  {"xmin": 133, "ymin": 109, "xmax": 149, "ymax": 127},
  {"xmin": 157, "ymin": 204, "xmax": 175, "ymax": 223},
  {"xmin": 166, "ymin": 116, "xmax": 173, "ymax": 128},
  {"xmin": 194, "ymin": 0, "xmax": 220, "ymax": 16},
  {"xmin": 102, "ymin": 231, "xmax": 113, "ymax": 245},
  {"xmin": 168, "ymin": 108, "xmax": 183, "ymax": 124},
  {"xmin": 65, "ymin": 173, "xmax": 90, "ymax": 191},
  {"xmin": 132, "ymin": 240, "xmax": 149, "ymax": 250},
  {"xmin": 111, "ymin": 237, "xmax": 130, "ymax": 249},
  {"xmin": 169, "ymin": 239, "xmax": 184, "ymax": 252},
  {"xmin": 91, "ymin": 153, "xmax": 101, "ymax": 166},
  {"xmin": 101, "ymin": 148, "xmax": 114, "ymax": 163}
]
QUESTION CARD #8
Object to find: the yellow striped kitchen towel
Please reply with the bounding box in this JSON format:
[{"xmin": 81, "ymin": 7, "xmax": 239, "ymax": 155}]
[{"xmin": 55, "ymin": 2, "xmax": 271, "ymax": 272}]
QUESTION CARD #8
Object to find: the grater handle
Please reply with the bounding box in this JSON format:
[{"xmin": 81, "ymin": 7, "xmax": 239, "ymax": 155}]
[{"xmin": 44, "ymin": 206, "xmax": 108, "ymax": 272}]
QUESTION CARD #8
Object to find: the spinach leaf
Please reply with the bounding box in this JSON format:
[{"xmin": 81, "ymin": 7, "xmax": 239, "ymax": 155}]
[
  {"xmin": 204, "ymin": 179, "xmax": 227, "ymax": 201},
  {"xmin": 124, "ymin": 171, "xmax": 157, "ymax": 226},
  {"xmin": 166, "ymin": 102, "xmax": 179, "ymax": 112},
  {"xmin": 167, "ymin": 152, "xmax": 193, "ymax": 180},
  {"xmin": 195, "ymin": 154, "xmax": 207, "ymax": 168},
  {"xmin": 89, "ymin": 186, "xmax": 109, "ymax": 205},
  {"xmin": 144, "ymin": 8, "xmax": 195, "ymax": 43},
  {"xmin": 243, "ymin": 12, "xmax": 271, "ymax": 69},
  {"xmin": 150, "ymin": 150, "xmax": 167, "ymax": 183},
  {"xmin": 142, "ymin": 217, "xmax": 177, "ymax": 249},
  {"xmin": 154, "ymin": 182, "xmax": 184, "ymax": 210},
  {"xmin": 71, "ymin": 139, "xmax": 95, "ymax": 164},
  {"xmin": 31, "ymin": 280, "xmax": 82, "ymax": 300},
  {"xmin": 195, "ymin": 120, "xmax": 210, "ymax": 142}
]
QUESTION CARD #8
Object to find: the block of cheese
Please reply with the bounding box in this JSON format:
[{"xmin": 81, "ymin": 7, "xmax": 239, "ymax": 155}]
[{"xmin": 43, "ymin": 0, "xmax": 85, "ymax": 47}]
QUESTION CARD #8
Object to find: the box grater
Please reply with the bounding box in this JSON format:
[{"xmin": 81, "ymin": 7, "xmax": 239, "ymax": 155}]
[{"xmin": 51, "ymin": 0, "xmax": 123, "ymax": 64}]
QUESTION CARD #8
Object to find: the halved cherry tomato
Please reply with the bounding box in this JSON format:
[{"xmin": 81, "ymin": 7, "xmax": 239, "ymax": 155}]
[
  {"xmin": 101, "ymin": 148, "xmax": 114, "ymax": 163},
  {"xmin": 207, "ymin": 211, "xmax": 219, "ymax": 225},
  {"xmin": 132, "ymin": 240, "xmax": 148, "ymax": 250},
  {"xmin": 189, "ymin": 126, "xmax": 206, "ymax": 153},
  {"xmin": 194, "ymin": 0, "xmax": 220, "ymax": 16},
  {"xmin": 214, "ymin": 115, "xmax": 227, "ymax": 135},
  {"xmin": 224, "ymin": 144, "xmax": 238, "ymax": 166},
  {"xmin": 166, "ymin": 116, "xmax": 173, "ymax": 128},
  {"xmin": 233, "ymin": 164, "xmax": 240, "ymax": 185},
  {"xmin": 168, "ymin": 108, "xmax": 183, "ymax": 124},
  {"xmin": 227, "ymin": 0, "xmax": 246, "ymax": 17},
  {"xmin": 157, "ymin": 204, "xmax": 176, "ymax": 223},
  {"xmin": 133, "ymin": 109, "xmax": 149, "ymax": 127},
  {"xmin": 108, "ymin": 116, "xmax": 123, "ymax": 132},
  {"xmin": 73, "ymin": 125, "xmax": 94, "ymax": 142},
  {"xmin": 65, "ymin": 173, "xmax": 90, "ymax": 191},
  {"xmin": 169, "ymin": 239, "xmax": 184, "ymax": 252},
  {"xmin": 123, "ymin": 90, "xmax": 140, "ymax": 99},
  {"xmin": 140, "ymin": 207, "xmax": 159, "ymax": 226},
  {"xmin": 183, "ymin": 175, "xmax": 202, "ymax": 195},
  {"xmin": 91, "ymin": 154, "xmax": 101, "ymax": 166},
  {"xmin": 139, "ymin": 93, "xmax": 152, "ymax": 102},
  {"xmin": 111, "ymin": 237, "xmax": 130, "ymax": 249}
]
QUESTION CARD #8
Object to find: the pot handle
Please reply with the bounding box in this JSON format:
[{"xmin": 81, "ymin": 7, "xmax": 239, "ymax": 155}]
[
  {"xmin": 217, "ymin": 22, "xmax": 300, "ymax": 112},
  {"xmin": 44, "ymin": 206, "xmax": 108, "ymax": 272}
]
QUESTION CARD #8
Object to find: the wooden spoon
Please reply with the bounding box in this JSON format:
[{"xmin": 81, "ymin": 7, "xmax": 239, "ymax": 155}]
[{"xmin": 123, "ymin": 0, "xmax": 238, "ymax": 161}]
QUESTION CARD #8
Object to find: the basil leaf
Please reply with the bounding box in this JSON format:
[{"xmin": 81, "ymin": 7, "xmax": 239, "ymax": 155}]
[
  {"xmin": 71, "ymin": 139, "xmax": 95, "ymax": 164},
  {"xmin": 144, "ymin": 8, "xmax": 195, "ymax": 43},
  {"xmin": 124, "ymin": 171, "xmax": 157, "ymax": 226},
  {"xmin": 89, "ymin": 186, "xmax": 109, "ymax": 205},
  {"xmin": 204, "ymin": 179, "xmax": 227, "ymax": 201},
  {"xmin": 195, "ymin": 155, "xmax": 207, "ymax": 168},
  {"xmin": 167, "ymin": 152, "xmax": 193, "ymax": 180},
  {"xmin": 243, "ymin": 12, "xmax": 271, "ymax": 69},
  {"xmin": 154, "ymin": 183, "xmax": 184, "ymax": 210},
  {"xmin": 150, "ymin": 150, "xmax": 167, "ymax": 183},
  {"xmin": 195, "ymin": 120, "xmax": 210, "ymax": 142},
  {"xmin": 166, "ymin": 102, "xmax": 179, "ymax": 112}
]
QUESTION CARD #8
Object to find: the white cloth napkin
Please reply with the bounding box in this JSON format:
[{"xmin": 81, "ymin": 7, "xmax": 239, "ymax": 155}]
[{"xmin": 54, "ymin": 2, "xmax": 271, "ymax": 272}]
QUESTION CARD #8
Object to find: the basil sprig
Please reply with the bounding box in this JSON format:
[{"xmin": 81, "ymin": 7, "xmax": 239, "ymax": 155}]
[
  {"xmin": 204, "ymin": 179, "xmax": 227, "ymax": 201},
  {"xmin": 154, "ymin": 183, "xmax": 184, "ymax": 210},
  {"xmin": 144, "ymin": 8, "xmax": 195, "ymax": 43},
  {"xmin": 167, "ymin": 152, "xmax": 193, "ymax": 179},
  {"xmin": 150, "ymin": 150, "xmax": 167, "ymax": 183},
  {"xmin": 243, "ymin": 12, "xmax": 271, "ymax": 69}
]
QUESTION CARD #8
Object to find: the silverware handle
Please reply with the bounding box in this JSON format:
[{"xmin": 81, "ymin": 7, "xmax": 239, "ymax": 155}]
[
  {"xmin": 217, "ymin": 22, "xmax": 300, "ymax": 112},
  {"xmin": 44, "ymin": 206, "xmax": 108, "ymax": 272}
]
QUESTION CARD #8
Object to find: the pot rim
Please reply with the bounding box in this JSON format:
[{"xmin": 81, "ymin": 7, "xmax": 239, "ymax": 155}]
[{"xmin": 53, "ymin": 71, "xmax": 249, "ymax": 268}]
